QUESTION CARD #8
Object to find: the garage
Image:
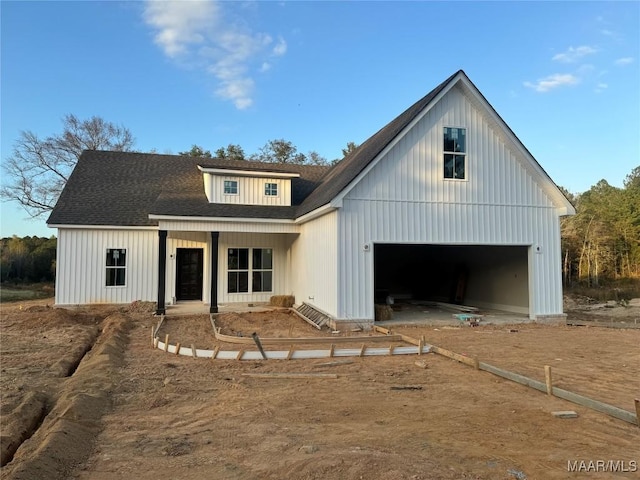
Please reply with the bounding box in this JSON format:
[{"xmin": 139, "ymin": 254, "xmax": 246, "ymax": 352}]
[{"xmin": 373, "ymin": 244, "xmax": 530, "ymax": 316}]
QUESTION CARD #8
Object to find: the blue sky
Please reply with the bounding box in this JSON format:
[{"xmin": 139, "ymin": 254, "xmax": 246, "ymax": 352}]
[{"xmin": 1, "ymin": 0, "xmax": 638, "ymax": 237}]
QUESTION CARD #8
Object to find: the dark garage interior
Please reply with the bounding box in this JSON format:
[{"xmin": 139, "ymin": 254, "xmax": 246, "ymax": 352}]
[{"xmin": 374, "ymin": 244, "xmax": 529, "ymax": 315}]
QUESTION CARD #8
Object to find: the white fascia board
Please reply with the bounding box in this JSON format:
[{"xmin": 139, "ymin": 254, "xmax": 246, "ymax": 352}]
[
  {"xmin": 197, "ymin": 166, "xmax": 300, "ymax": 179},
  {"xmin": 148, "ymin": 214, "xmax": 296, "ymax": 224},
  {"xmin": 48, "ymin": 224, "xmax": 158, "ymax": 230},
  {"xmin": 294, "ymin": 204, "xmax": 336, "ymax": 224},
  {"xmin": 456, "ymin": 76, "xmax": 576, "ymax": 216},
  {"xmin": 330, "ymin": 72, "xmax": 465, "ymax": 207}
]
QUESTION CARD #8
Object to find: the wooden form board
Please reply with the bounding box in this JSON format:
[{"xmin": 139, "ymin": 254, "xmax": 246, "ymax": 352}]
[
  {"xmin": 154, "ymin": 340, "xmax": 430, "ymax": 360},
  {"xmin": 213, "ymin": 319, "xmax": 403, "ymax": 345},
  {"xmin": 373, "ymin": 325, "xmax": 639, "ymax": 427}
]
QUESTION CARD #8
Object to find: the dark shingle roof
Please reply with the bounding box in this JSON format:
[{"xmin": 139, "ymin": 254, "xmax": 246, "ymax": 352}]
[
  {"xmin": 47, "ymin": 152, "xmax": 330, "ymax": 225},
  {"xmin": 48, "ymin": 71, "xmax": 464, "ymax": 226}
]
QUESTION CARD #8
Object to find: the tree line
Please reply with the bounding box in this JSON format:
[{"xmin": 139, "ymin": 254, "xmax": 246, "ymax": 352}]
[
  {"xmin": 0, "ymin": 236, "xmax": 57, "ymax": 283},
  {"xmin": 561, "ymin": 166, "xmax": 640, "ymax": 286}
]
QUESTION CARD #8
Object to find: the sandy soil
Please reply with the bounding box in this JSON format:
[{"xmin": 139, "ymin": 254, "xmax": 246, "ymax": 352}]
[{"xmin": 1, "ymin": 299, "xmax": 638, "ymax": 480}]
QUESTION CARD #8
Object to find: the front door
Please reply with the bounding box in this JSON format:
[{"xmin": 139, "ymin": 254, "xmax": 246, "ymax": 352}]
[{"xmin": 176, "ymin": 248, "xmax": 203, "ymax": 301}]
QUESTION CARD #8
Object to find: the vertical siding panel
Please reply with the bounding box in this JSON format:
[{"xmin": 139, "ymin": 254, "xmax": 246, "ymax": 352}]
[
  {"xmin": 54, "ymin": 229, "xmax": 157, "ymax": 305},
  {"xmin": 337, "ymin": 86, "xmax": 564, "ymax": 319},
  {"xmin": 290, "ymin": 212, "xmax": 338, "ymax": 316}
]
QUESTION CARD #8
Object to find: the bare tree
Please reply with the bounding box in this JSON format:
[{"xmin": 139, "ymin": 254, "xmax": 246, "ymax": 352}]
[{"xmin": 1, "ymin": 114, "xmax": 134, "ymax": 217}]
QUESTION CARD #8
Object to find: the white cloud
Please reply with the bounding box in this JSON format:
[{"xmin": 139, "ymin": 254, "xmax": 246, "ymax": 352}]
[
  {"xmin": 143, "ymin": 1, "xmax": 218, "ymax": 58},
  {"xmin": 523, "ymin": 74, "xmax": 580, "ymax": 93},
  {"xmin": 614, "ymin": 57, "xmax": 634, "ymax": 66},
  {"xmin": 552, "ymin": 45, "xmax": 598, "ymax": 63},
  {"xmin": 272, "ymin": 36, "xmax": 287, "ymax": 56},
  {"xmin": 143, "ymin": 1, "xmax": 287, "ymax": 109},
  {"xmin": 594, "ymin": 82, "xmax": 608, "ymax": 93}
]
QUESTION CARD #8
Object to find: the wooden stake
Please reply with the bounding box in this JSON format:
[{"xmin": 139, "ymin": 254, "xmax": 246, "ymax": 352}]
[
  {"xmin": 153, "ymin": 337, "xmax": 159, "ymax": 349},
  {"xmin": 174, "ymin": 342, "xmax": 181, "ymax": 355},
  {"xmin": 251, "ymin": 332, "xmax": 268, "ymax": 360},
  {"xmin": 545, "ymin": 365, "xmax": 553, "ymax": 396},
  {"xmin": 359, "ymin": 344, "xmax": 366, "ymax": 357},
  {"xmin": 473, "ymin": 357, "xmax": 480, "ymax": 370},
  {"xmin": 236, "ymin": 349, "xmax": 244, "ymax": 360},
  {"xmin": 388, "ymin": 345, "xmax": 395, "ymax": 356},
  {"xmin": 151, "ymin": 325, "xmax": 155, "ymax": 346},
  {"xmin": 329, "ymin": 344, "xmax": 335, "ymax": 358},
  {"xmin": 418, "ymin": 338, "xmax": 423, "ymax": 355},
  {"xmin": 287, "ymin": 345, "xmax": 295, "ymax": 360},
  {"xmin": 164, "ymin": 334, "xmax": 169, "ymax": 352},
  {"xmin": 635, "ymin": 398, "xmax": 640, "ymax": 427},
  {"xmin": 212, "ymin": 346, "xmax": 219, "ymax": 359},
  {"xmin": 191, "ymin": 344, "xmax": 197, "ymax": 358}
]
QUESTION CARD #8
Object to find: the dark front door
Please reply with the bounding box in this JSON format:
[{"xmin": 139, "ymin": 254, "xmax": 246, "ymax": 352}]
[{"xmin": 176, "ymin": 248, "xmax": 203, "ymax": 301}]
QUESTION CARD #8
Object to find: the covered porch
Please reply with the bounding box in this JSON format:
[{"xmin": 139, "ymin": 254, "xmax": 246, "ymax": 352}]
[{"xmin": 153, "ymin": 219, "xmax": 300, "ymax": 315}]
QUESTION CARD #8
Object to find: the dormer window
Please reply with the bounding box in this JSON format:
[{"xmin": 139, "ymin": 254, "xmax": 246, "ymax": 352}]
[
  {"xmin": 224, "ymin": 180, "xmax": 238, "ymax": 195},
  {"xmin": 198, "ymin": 165, "xmax": 299, "ymax": 205},
  {"xmin": 265, "ymin": 183, "xmax": 278, "ymax": 196}
]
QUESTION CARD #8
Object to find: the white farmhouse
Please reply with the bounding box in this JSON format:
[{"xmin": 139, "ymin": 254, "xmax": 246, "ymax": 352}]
[{"xmin": 48, "ymin": 70, "xmax": 575, "ymax": 324}]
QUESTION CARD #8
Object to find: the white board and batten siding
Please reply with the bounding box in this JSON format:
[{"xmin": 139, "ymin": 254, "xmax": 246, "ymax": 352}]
[
  {"xmin": 204, "ymin": 174, "xmax": 292, "ymax": 206},
  {"xmin": 336, "ymin": 85, "xmax": 565, "ymax": 321},
  {"xmin": 55, "ymin": 228, "xmax": 157, "ymax": 305},
  {"xmin": 290, "ymin": 211, "xmax": 338, "ymax": 317}
]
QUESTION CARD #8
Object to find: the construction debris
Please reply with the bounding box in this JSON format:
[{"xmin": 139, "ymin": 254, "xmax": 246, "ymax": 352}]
[
  {"xmin": 552, "ymin": 411, "xmax": 579, "ymax": 419},
  {"xmin": 414, "ymin": 360, "xmax": 429, "ymax": 369}
]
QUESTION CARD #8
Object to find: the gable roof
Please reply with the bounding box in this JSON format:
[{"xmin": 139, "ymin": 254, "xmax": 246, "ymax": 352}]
[
  {"xmin": 48, "ymin": 70, "xmax": 573, "ymax": 227},
  {"xmin": 301, "ymin": 69, "xmax": 574, "ymax": 216}
]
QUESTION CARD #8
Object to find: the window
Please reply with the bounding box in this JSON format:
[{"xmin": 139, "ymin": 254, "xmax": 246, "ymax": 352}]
[
  {"xmin": 444, "ymin": 127, "xmax": 466, "ymax": 179},
  {"xmin": 264, "ymin": 182, "xmax": 278, "ymax": 196},
  {"xmin": 106, "ymin": 248, "xmax": 126, "ymax": 286},
  {"xmin": 252, "ymin": 248, "xmax": 273, "ymax": 292},
  {"xmin": 224, "ymin": 180, "xmax": 238, "ymax": 195},
  {"xmin": 228, "ymin": 248, "xmax": 249, "ymax": 293},
  {"xmin": 227, "ymin": 248, "xmax": 273, "ymax": 293}
]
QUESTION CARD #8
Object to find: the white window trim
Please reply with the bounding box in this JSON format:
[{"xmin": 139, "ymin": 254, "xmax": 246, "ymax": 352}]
[
  {"xmin": 227, "ymin": 247, "xmax": 274, "ymax": 294},
  {"xmin": 443, "ymin": 126, "xmax": 468, "ymax": 182},
  {"xmin": 223, "ymin": 178, "xmax": 239, "ymax": 195},
  {"xmin": 105, "ymin": 248, "xmax": 127, "ymax": 288},
  {"xmin": 264, "ymin": 182, "xmax": 279, "ymax": 197}
]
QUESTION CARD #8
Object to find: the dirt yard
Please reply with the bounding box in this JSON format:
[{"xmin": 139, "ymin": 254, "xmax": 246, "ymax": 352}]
[{"xmin": 1, "ymin": 298, "xmax": 638, "ymax": 480}]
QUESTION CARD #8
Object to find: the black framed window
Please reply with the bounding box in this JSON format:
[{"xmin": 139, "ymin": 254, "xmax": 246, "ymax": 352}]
[
  {"xmin": 227, "ymin": 248, "xmax": 273, "ymax": 293},
  {"xmin": 106, "ymin": 248, "xmax": 126, "ymax": 286},
  {"xmin": 444, "ymin": 127, "xmax": 466, "ymax": 179},
  {"xmin": 228, "ymin": 248, "xmax": 249, "ymax": 293}
]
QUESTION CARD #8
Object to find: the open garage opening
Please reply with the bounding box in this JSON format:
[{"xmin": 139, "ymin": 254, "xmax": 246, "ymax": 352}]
[{"xmin": 373, "ymin": 244, "xmax": 530, "ymax": 319}]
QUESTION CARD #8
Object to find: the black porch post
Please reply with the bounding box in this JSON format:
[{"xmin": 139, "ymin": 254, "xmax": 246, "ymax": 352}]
[
  {"xmin": 156, "ymin": 230, "xmax": 167, "ymax": 315},
  {"xmin": 210, "ymin": 232, "xmax": 219, "ymax": 313}
]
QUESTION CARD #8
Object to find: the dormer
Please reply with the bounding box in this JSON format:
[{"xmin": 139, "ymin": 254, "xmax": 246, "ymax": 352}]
[{"xmin": 198, "ymin": 166, "xmax": 300, "ymax": 206}]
